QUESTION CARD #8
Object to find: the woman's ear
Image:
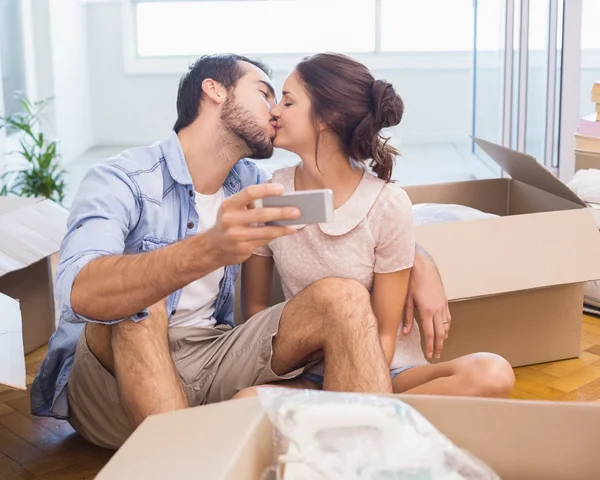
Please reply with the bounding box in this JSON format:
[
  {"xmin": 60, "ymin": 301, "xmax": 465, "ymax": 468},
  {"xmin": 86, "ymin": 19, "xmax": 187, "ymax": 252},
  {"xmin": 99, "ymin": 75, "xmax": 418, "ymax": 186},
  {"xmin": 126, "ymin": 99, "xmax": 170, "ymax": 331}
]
[
  {"xmin": 317, "ymin": 118, "xmax": 330, "ymax": 133},
  {"xmin": 201, "ymin": 79, "xmax": 227, "ymax": 105}
]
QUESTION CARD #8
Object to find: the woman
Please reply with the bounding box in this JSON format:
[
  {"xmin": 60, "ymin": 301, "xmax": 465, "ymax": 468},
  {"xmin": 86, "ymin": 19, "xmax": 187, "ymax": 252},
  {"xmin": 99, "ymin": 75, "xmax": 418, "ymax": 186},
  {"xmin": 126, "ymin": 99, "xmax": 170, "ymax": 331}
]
[{"xmin": 237, "ymin": 53, "xmax": 514, "ymax": 398}]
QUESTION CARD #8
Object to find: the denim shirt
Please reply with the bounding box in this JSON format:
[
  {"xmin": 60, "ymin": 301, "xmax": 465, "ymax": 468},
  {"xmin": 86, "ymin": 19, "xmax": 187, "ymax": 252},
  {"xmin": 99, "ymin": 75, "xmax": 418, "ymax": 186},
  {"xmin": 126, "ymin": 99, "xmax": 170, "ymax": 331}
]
[{"xmin": 30, "ymin": 131, "xmax": 269, "ymax": 419}]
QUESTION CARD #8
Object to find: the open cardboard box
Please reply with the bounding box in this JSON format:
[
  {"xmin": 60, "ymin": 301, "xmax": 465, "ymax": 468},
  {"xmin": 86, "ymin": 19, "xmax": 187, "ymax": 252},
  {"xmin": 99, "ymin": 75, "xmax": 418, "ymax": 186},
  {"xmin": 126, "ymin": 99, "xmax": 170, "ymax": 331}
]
[
  {"xmin": 235, "ymin": 138, "xmax": 600, "ymax": 367},
  {"xmin": 400, "ymin": 138, "xmax": 600, "ymax": 366},
  {"xmin": 96, "ymin": 394, "xmax": 600, "ymax": 480},
  {"xmin": 0, "ymin": 196, "xmax": 68, "ymax": 355}
]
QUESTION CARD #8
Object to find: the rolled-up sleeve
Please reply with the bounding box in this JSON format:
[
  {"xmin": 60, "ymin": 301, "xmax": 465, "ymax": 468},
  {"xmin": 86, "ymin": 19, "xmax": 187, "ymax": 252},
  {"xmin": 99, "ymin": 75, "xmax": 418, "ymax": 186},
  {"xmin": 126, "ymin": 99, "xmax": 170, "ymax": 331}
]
[{"xmin": 57, "ymin": 163, "xmax": 147, "ymax": 324}]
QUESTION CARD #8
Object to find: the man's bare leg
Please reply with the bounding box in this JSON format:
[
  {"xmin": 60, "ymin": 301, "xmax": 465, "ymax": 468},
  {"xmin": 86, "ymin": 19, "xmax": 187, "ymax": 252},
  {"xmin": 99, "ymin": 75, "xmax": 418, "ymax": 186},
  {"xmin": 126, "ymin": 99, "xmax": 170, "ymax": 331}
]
[
  {"xmin": 265, "ymin": 277, "xmax": 392, "ymax": 394},
  {"xmin": 392, "ymin": 353, "xmax": 515, "ymax": 398},
  {"xmin": 85, "ymin": 300, "xmax": 187, "ymax": 429}
]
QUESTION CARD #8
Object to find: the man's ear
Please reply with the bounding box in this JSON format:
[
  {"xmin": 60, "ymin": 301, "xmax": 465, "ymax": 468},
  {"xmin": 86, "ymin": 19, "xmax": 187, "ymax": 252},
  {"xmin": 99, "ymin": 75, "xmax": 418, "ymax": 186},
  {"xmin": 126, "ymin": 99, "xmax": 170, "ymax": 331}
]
[{"xmin": 201, "ymin": 79, "xmax": 227, "ymax": 105}]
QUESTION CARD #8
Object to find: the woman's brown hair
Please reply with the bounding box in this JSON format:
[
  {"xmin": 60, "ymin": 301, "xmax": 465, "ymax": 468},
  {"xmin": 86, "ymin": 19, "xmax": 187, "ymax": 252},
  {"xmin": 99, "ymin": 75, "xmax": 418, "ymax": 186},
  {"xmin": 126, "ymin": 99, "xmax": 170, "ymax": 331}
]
[{"xmin": 295, "ymin": 53, "xmax": 404, "ymax": 182}]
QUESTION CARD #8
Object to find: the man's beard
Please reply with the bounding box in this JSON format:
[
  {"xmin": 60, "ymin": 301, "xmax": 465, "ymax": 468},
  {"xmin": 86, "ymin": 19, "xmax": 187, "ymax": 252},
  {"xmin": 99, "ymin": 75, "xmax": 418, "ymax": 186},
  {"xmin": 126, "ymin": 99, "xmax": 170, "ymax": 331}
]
[{"xmin": 221, "ymin": 94, "xmax": 274, "ymax": 160}]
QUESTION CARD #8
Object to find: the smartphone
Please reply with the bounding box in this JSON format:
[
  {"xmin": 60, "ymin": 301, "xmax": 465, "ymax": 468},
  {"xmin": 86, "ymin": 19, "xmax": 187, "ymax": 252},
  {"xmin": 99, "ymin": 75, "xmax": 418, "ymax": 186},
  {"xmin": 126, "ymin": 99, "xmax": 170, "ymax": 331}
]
[{"xmin": 254, "ymin": 189, "xmax": 334, "ymax": 226}]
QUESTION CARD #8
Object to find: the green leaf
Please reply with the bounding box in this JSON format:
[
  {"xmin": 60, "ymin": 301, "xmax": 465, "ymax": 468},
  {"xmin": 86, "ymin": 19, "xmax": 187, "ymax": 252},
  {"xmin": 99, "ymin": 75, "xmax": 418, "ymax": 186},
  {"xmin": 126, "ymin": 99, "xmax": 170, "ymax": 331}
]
[{"xmin": 0, "ymin": 92, "xmax": 65, "ymax": 202}]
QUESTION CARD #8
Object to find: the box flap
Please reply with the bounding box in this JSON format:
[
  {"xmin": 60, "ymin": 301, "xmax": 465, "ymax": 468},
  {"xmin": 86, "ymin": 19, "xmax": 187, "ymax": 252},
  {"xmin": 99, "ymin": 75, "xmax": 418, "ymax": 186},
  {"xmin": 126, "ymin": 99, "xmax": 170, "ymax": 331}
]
[
  {"xmin": 96, "ymin": 398, "xmax": 270, "ymax": 480},
  {"xmin": 0, "ymin": 196, "xmax": 39, "ymax": 215},
  {"xmin": 416, "ymin": 208, "xmax": 600, "ymax": 301},
  {"xmin": 0, "ymin": 293, "xmax": 25, "ymax": 390},
  {"xmin": 0, "ymin": 198, "xmax": 68, "ymax": 277},
  {"xmin": 472, "ymin": 137, "xmax": 586, "ymax": 206},
  {"xmin": 97, "ymin": 394, "xmax": 600, "ymax": 480}
]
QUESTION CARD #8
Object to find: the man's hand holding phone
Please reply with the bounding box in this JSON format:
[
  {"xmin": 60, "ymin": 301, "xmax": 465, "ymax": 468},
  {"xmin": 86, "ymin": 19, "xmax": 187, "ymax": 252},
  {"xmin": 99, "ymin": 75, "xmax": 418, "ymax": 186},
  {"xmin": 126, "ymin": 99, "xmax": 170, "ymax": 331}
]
[{"xmin": 204, "ymin": 184, "xmax": 300, "ymax": 266}]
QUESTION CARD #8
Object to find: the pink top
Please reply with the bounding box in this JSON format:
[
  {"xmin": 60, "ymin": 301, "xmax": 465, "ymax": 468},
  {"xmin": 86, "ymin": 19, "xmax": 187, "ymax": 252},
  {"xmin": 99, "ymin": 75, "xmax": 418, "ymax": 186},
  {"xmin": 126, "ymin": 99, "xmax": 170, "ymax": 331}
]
[{"xmin": 255, "ymin": 166, "xmax": 428, "ymax": 369}]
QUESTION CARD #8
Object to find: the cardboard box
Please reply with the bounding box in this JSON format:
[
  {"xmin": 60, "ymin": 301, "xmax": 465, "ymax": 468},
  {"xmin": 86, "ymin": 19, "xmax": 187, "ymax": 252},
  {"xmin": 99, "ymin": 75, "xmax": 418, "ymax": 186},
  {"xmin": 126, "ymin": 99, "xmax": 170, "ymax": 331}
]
[
  {"xmin": 575, "ymin": 149, "xmax": 600, "ymax": 172},
  {"xmin": 400, "ymin": 138, "xmax": 600, "ymax": 366},
  {"xmin": 237, "ymin": 138, "xmax": 600, "ymax": 367},
  {"xmin": 574, "ymin": 133, "xmax": 600, "ymax": 155},
  {"xmin": 96, "ymin": 394, "xmax": 600, "ymax": 480},
  {"xmin": 0, "ymin": 196, "xmax": 68, "ymax": 354},
  {"xmin": 0, "ymin": 292, "xmax": 26, "ymax": 389}
]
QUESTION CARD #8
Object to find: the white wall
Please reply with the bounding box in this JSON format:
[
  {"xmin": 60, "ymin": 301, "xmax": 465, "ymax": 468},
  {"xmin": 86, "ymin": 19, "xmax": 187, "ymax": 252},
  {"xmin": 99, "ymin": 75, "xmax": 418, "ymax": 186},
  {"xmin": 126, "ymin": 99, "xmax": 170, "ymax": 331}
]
[
  {"xmin": 88, "ymin": 4, "xmax": 180, "ymax": 146},
  {"xmin": 86, "ymin": 3, "xmax": 473, "ymax": 149},
  {"xmin": 48, "ymin": 0, "xmax": 94, "ymax": 164},
  {"xmin": 5, "ymin": 0, "xmax": 95, "ymax": 167}
]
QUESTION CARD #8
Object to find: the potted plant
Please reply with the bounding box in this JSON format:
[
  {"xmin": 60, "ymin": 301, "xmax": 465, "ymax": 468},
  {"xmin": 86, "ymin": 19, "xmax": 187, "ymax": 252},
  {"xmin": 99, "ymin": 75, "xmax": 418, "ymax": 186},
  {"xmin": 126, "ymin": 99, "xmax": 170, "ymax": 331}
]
[{"xmin": 0, "ymin": 93, "xmax": 66, "ymax": 204}]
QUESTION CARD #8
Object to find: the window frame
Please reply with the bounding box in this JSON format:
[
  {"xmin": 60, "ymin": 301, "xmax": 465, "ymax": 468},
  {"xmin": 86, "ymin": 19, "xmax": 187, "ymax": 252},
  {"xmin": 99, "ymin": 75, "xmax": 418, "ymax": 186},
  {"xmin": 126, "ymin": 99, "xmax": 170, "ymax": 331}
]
[{"xmin": 121, "ymin": 0, "xmax": 477, "ymax": 74}]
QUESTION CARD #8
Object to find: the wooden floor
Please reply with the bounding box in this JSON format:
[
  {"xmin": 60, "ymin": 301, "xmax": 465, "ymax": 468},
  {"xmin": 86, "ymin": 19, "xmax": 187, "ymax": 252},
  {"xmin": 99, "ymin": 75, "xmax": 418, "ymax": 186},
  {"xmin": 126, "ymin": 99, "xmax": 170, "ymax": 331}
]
[
  {"xmin": 2, "ymin": 315, "xmax": 600, "ymax": 479},
  {"xmin": 510, "ymin": 315, "xmax": 600, "ymax": 403}
]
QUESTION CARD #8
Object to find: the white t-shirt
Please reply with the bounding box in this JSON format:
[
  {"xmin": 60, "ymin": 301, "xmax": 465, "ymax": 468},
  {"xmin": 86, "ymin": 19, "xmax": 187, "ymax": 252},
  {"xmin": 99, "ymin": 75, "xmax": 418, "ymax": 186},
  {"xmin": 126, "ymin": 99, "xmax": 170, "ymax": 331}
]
[{"xmin": 169, "ymin": 188, "xmax": 225, "ymax": 328}]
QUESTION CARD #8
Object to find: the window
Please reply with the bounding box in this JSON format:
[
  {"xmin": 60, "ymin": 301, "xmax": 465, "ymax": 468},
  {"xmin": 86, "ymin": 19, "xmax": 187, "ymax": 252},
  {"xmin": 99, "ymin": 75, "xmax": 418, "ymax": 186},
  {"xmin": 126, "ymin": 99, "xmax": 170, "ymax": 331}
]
[
  {"xmin": 135, "ymin": 0, "xmax": 376, "ymax": 57},
  {"xmin": 581, "ymin": 0, "xmax": 600, "ymax": 50},
  {"xmin": 125, "ymin": 0, "xmax": 482, "ymax": 73},
  {"xmin": 133, "ymin": 0, "xmax": 486, "ymax": 58},
  {"xmin": 0, "ymin": 0, "xmax": 27, "ymax": 120},
  {"xmin": 381, "ymin": 0, "xmax": 473, "ymax": 52},
  {"xmin": 580, "ymin": 0, "xmax": 600, "ymax": 119}
]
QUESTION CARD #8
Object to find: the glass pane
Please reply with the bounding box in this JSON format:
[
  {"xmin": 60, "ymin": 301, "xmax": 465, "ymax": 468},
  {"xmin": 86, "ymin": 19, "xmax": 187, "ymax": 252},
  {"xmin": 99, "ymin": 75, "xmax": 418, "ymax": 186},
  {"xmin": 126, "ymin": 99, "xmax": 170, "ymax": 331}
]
[
  {"xmin": 472, "ymin": 0, "xmax": 506, "ymax": 177},
  {"xmin": 552, "ymin": 0, "xmax": 563, "ymax": 168},
  {"xmin": 136, "ymin": 0, "xmax": 376, "ymax": 56},
  {"xmin": 525, "ymin": 0, "xmax": 550, "ymax": 163},
  {"xmin": 580, "ymin": 0, "xmax": 600, "ymax": 119},
  {"xmin": 381, "ymin": 0, "xmax": 473, "ymax": 52},
  {"xmin": 511, "ymin": 0, "xmax": 521, "ymax": 149},
  {"xmin": 0, "ymin": 0, "xmax": 26, "ymax": 119}
]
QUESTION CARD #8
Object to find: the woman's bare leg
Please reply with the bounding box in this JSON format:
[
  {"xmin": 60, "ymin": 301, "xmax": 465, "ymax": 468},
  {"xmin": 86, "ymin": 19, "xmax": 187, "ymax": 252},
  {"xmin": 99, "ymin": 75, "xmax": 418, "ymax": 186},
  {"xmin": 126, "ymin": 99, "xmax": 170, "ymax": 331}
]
[{"xmin": 393, "ymin": 353, "xmax": 515, "ymax": 398}]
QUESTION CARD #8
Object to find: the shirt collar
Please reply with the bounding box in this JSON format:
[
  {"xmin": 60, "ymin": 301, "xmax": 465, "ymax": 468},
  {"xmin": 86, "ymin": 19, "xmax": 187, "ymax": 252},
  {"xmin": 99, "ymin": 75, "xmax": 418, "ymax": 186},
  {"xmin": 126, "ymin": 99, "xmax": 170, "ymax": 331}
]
[
  {"xmin": 159, "ymin": 131, "xmax": 242, "ymax": 195},
  {"xmin": 272, "ymin": 165, "xmax": 385, "ymax": 236}
]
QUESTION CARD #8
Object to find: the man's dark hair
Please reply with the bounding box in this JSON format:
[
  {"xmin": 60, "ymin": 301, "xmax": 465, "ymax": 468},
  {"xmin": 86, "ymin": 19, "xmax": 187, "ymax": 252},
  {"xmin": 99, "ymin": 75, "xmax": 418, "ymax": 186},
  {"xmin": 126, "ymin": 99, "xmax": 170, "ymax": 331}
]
[{"xmin": 173, "ymin": 54, "xmax": 272, "ymax": 133}]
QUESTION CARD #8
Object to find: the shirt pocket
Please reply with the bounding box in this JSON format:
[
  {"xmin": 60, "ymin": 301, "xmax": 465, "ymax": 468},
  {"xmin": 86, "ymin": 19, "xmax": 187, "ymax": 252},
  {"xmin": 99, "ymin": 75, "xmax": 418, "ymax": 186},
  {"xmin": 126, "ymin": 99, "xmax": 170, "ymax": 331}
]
[{"xmin": 139, "ymin": 235, "xmax": 177, "ymax": 252}]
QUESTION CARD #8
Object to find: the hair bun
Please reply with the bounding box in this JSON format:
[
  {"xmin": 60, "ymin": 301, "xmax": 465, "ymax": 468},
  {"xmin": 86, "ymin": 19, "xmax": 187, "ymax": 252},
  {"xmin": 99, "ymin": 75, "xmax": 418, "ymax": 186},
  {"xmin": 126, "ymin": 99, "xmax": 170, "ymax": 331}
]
[{"xmin": 371, "ymin": 79, "xmax": 403, "ymax": 129}]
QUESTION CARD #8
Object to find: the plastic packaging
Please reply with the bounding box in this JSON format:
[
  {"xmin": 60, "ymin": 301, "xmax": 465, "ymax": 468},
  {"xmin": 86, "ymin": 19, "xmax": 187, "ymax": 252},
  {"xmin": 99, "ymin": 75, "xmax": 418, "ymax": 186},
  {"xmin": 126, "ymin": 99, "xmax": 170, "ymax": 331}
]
[
  {"xmin": 568, "ymin": 168, "xmax": 600, "ymax": 204},
  {"xmin": 413, "ymin": 203, "xmax": 499, "ymax": 226},
  {"xmin": 258, "ymin": 388, "xmax": 500, "ymax": 480},
  {"xmin": 585, "ymin": 280, "xmax": 600, "ymax": 309}
]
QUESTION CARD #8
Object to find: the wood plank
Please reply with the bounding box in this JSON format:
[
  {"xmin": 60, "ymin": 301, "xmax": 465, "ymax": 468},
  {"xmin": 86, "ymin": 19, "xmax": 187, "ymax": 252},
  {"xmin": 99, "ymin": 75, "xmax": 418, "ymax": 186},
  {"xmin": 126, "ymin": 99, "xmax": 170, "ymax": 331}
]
[
  {"xmin": 0, "ymin": 410, "xmax": 84, "ymax": 458},
  {"xmin": 527, "ymin": 362, "xmax": 552, "ymax": 371},
  {"xmin": 580, "ymin": 351, "xmax": 600, "ymax": 364},
  {"xmin": 514, "ymin": 366, "xmax": 558, "ymax": 385},
  {"xmin": 0, "ymin": 404, "xmax": 15, "ymax": 417},
  {"xmin": 49, "ymin": 422, "xmax": 76, "ymax": 440},
  {"xmin": 509, "ymin": 389, "xmax": 544, "ymax": 401},
  {"xmin": 541, "ymin": 357, "xmax": 589, "ymax": 377},
  {"xmin": 33, "ymin": 454, "xmax": 110, "ymax": 480},
  {"xmin": 585, "ymin": 344, "xmax": 600, "ymax": 356},
  {"xmin": 0, "ymin": 390, "xmax": 27, "ymax": 404},
  {"xmin": 24, "ymin": 447, "xmax": 112, "ymax": 477},
  {"xmin": 581, "ymin": 340, "xmax": 594, "ymax": 351},
  {"xmin": 547, "ymin": 364, "xmax": 600, "ymax": 393},
  {"xmin": 0, "ymin": 411, "xmax": 64, "ymax": 451},
  {"xmin": 0, "ymin": 450, "xmax": 34, "ymax": 480},
  {"xmin": 0, "ymin": 427, "xmax": 47, "ymax": 465},
  {"xmin": 7, "ymin": 395, "xmax": 67, "ymax": 431},
  {"xmin": 582, "ymin": 331, "xmax": 600, "ymax": 345},
  {"xmin": 513, "ymin": 377, "xmax": 565, "ymax": 400},
  {"xmin": 556, "ymin": 377, "xmax": 600, "ymax": 402},
  {"xmin": 24, "ymin": 347, "xmax": 49, "ymax": 366}
]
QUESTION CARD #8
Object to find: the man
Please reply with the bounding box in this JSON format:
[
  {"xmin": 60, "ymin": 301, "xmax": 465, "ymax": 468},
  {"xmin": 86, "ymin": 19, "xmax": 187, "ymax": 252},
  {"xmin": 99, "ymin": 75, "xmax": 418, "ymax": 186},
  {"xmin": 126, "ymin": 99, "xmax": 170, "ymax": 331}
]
[{"xmin": 30, "ymin": 54, "xmax": 455, "ymax": 449}]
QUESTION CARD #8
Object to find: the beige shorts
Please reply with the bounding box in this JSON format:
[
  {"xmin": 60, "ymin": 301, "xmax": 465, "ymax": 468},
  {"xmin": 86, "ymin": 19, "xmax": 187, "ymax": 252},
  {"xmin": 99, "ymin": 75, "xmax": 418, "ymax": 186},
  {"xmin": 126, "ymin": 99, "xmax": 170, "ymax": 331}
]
[{"xmin": 67, "ymin": 302, "xmax": 309, "ymax": 449}]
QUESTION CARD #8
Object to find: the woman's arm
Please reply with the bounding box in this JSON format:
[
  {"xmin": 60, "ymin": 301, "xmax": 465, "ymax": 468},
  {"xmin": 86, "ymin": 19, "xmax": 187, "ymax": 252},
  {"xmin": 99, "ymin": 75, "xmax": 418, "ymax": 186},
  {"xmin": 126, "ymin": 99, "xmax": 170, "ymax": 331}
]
[
  {"xmin": 371, "ymin": 268, "xmax": 412, "ymax": 365},
  {"xmin": 241, "ymin": 254, "xmax": 275, "ymax": 322}
]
